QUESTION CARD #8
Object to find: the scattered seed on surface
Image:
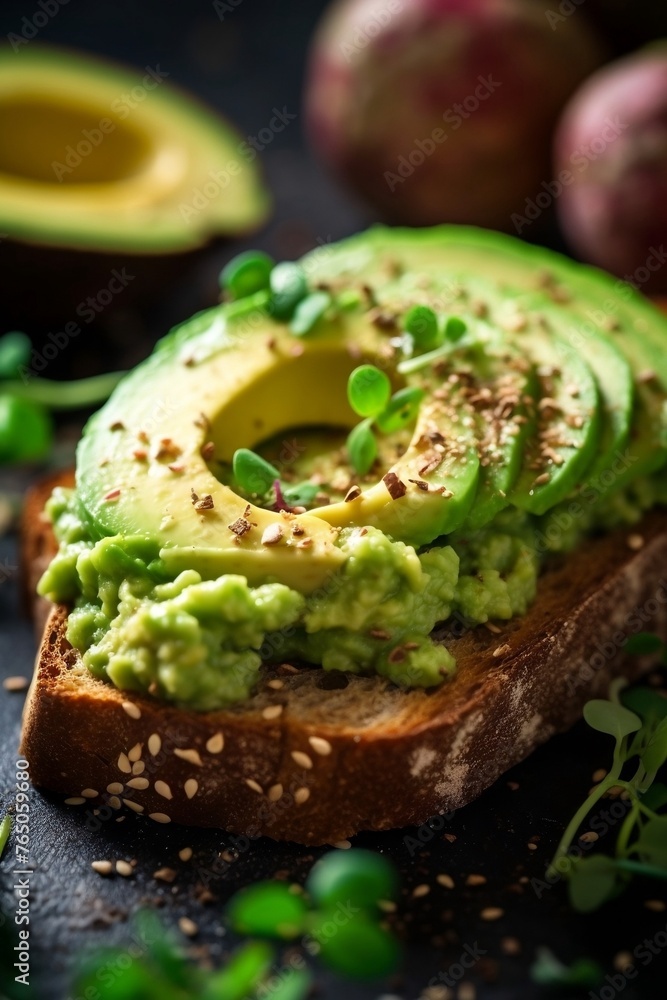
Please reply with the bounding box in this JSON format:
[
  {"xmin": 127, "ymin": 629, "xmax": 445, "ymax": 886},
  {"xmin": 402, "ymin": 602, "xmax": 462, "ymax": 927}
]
[
  {"xmin": 117, "ymin": 753, "xmax": 131, "ymax": 774},
  {"xmin": 644, "ymin": 899, "xmax": 666, "ymax": 912},
  {"xmin": 466, "ymin": 874, "xmax": 487, "ymax": 886},
  {"xmin": 579, "ymin": 831, "xmax": 599, "ymax": 844},
  {"xmin": 245, "ymin": 778, "xmax": 263, "ymax": 794},
  {"xmin": 178, "ymin": 917, "xmax": 198, "ymax": 937},
  {"xmin": 412, "ymin": 884, "xmax": 430, "ymax": 898},
  {"xmin": 262, "ymin": 704, "xmax": 283, "ymax": 720},
  {"xmin": 184, "ymin": 779, "xmax": 199, "ymax": 800},
  {"xmin": 108, "ymin": 796, "xmax": 122, "ymax": 810},
  {"xmin": 493, "ymin": 644, "xmax": 511, "ymax": 658},
  {"xmin": 308, "ymin": 736, "xmax": 333, "ymax": 756},
  {"xmin": 501, "ymin": 937, "xmax": 522, "ymax": 956},
  {"xmin": 627, "ymin": 534, "xmax": 645, "ymax": 551},
  {"xmin": 592, "ymin": 768, "xmax": 607, "ymax": 783},
  {"xmin": 64, "ymin": 797, "xmax": 85, "ymax": 806},
  {"xmin": 3, "ymin": 676, "xmax": 28, "ymax": 692},
  {"xmin": 206, "ymin": 733, "xmax": 224, "ymax": 754},
  {"xmin": 291, "ymin": 751, "xmax": 313, "ymax": 770},
  {"xmin": 122, "ymin": 701, "xmax": 141, "ymax": 720},
  {"xmin": 123, "ymin": 799, "xmax": 144, "ymax": 814},
  {"xmin": 128, "ymin": 743, "xmax": 143, "ymax": 762},
  {"xmin": 294, "ymin": 787, "xmax": 310, "ymax": 804},
  {"xmin": 115, "ymin": 860, "xmax": 133, "ymax": 878},
  {"xmin": 480, "ymin": 907, "xmax": 504, "ymax": 921},
  {"xmin": 149, "ymin": 812, "xmax": 171, "ymax": 824},
  {"xmin": 155, "ymin": 781, "xmax": 173, "ymax": 800},
  {"xmin": 81, "ymin": 788, "xmax": 98, "ymax": 799},
  {"xmin": 126, "ymin": 777, "xmax": 149, "ymax": 790},
  {"xmin": 333, "ymin": 839, "xmax": 351, "ymax": 850},
  {"xmin": 458, "ymin": 982, "xmax": 476, "ymax": 1000},
  {"xmin": 148, "ymin": 733, "xmax": 162, "ymax": 756},
  {"xmin": 437, "ymin": 874, "xmax": 455, "ymax": 889},
  {"xmin": 174, "ymin": 748, "xmax": 203, "ymax": 767},
  {"xmin": 527, "ymin": 842, "xmax": 537, "ymax": 851},
  {"xmin": 268, "ymin": 784, "xmax": 283, "ymax": 802},
  {"xmin": 613, "ymin": 951, "xmax": 634, "ymax": 972},
  {"xmin": 132, "ymin": 761, "xmax": 145, "ymax": 775},
  {"xmin": 179, "ymin": 847, "xmax": 193, "ymax": 862},
  {"xmin": 91, "ymin": 861, "xmax": 113, "ymax": 877},
  {"xmin": 267, "ymin": 679, "xmax": 284, "ymax": 690},
  {"xmin": 154, "ymin": 867, "xmax": 178, "ymax": 883},
  {"xmin": 106, "ymin": 782, "xmax": 124, "ymax": 795}
]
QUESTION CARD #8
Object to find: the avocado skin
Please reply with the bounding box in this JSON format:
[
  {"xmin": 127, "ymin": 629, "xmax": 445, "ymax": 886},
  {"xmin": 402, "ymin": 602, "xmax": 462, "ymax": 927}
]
[{"xmin": 0, "ymin": 237, "xmax": 218, "ymax": 335}]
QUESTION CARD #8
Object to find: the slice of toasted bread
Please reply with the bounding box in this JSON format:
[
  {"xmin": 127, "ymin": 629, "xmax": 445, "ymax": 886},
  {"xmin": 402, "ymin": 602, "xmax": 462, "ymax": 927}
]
[{"xmin": 19, "ymin": 472, "xmax": 667, "ymax": 844}]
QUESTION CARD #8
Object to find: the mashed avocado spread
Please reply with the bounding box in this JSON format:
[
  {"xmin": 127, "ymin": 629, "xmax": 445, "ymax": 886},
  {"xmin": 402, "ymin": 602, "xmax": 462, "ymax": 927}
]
[{"xmin": 37, "ymin": 226, "xmax": 667, "ymax": 710}]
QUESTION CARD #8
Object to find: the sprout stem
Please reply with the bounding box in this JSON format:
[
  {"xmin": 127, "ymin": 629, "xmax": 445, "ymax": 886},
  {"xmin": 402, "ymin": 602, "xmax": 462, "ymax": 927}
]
[{"xmin": 3, "ymin": 371, "xmax": 126, "ymax": 410}]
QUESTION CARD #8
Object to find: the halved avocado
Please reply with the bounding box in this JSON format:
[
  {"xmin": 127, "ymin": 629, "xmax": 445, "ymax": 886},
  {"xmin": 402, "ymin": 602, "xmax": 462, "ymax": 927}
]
[{"xmin": 0, "ymin": 45, "xmax": 270, "ymax": 327}]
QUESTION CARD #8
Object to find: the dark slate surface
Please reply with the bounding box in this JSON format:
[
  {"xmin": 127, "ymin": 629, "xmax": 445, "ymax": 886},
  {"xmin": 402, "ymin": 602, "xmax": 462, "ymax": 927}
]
[{"xmin": 0, "ymin": 1, "xmax": 667, "ymax": 997}]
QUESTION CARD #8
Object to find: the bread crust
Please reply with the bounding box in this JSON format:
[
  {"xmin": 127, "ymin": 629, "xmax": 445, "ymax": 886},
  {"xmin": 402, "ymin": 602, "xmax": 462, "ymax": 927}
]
[{"xmin": 19, "ymin": 473, "xmax": 667, "ymax": 844}]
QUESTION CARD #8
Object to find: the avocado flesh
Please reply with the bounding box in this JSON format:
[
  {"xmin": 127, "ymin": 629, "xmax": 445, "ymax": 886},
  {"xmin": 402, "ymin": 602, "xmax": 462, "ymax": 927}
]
[
  {"xmin": 0, "ymin": 46, "xmax": 269, "ymax": 253},
  {"xmin": 75, "ymin": 225, "xmax": 667, "ymax": 599}
]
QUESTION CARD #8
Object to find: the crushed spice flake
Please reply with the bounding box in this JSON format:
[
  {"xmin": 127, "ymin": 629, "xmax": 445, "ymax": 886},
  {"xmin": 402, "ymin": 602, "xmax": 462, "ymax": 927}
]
[
  {"xmin": 191, "ymin": 489, "xmax": 215, "ymax": 512},
  {"xmin": 122, "ymin": 701, "xmax": 141, "ymax": 720},
  {"xmin": 103, "ymin": 488, "xmax": 122, "ymax": 502},
  {"xmin": 383, "ymin": 471, "xmax": 407, "ymax": 500},
  {"xmin": 229, "ymin": 516, "xmax": 252, "ymax": 536},
  {"xmin": 344, "ymin": 485, "xmax": 362, "ymax": 502},
  {"xmin": 154, "ymin": 439, "xmax": 182, "ymax": 462},
  {"xmin": 194, "ymin": 413, "xmax": 210, "ymax": 431},
  {"xmin": 200, "ymin": 441, "xmax": 216, "ymax": 461}
]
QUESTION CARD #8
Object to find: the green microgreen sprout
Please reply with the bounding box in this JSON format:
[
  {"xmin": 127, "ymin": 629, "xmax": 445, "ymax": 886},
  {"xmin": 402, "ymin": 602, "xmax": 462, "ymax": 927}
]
[
  {"xmin": 268, "ymin": 262, "xmax": 309, "ymax": 321},
  {"xmin": 220, "ymin": 250, "xmax": 275, "ymax": 300},
  {"xmin": 290, "ymin": 291, "xmax": 332, "ymax": 336},
  {"xmin": 231, "ymin": 448, "xmax": 319, "ymax": 512},
  {"xmin": 233, "ymin": 448, "xmax": 281, "ymax": 496},
  {"xmin": 530, "ymin": 947, "xmax": 603, "ymax": 990},
  {"xmin": 345, "ymin": 365, "xmax": 425, "ymax": 476},
  {"xmin": 227, "ymin": 849, "xmax": 401, "ymax": 982},
  {"xmin": 403, "ymin": 305, "xmax": 440, "ymax": 352},
  {"xmin": 549, "ymin": 635, "xmax": 667, "ymax": 912},
  {"xmin": 397, "ymin": 315, "xmax": 469, "ymax": 375},
  {"xmin": 0, "ymin": 814, "xmax": 11, "ymax": 860},
  {"xmin": 0, "ymin": 329, "xmax": 125, "ymax": 467}
]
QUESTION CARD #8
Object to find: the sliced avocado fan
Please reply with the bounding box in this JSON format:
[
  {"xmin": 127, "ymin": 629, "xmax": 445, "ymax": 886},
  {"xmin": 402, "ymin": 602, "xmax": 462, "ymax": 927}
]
[
  {"xmin": 74, "ymin": 226, "xmax": 667, "ymax": 595},
  {"xmin": 0, "ymin": 45, "xmax": 269, "ymax": 253}
]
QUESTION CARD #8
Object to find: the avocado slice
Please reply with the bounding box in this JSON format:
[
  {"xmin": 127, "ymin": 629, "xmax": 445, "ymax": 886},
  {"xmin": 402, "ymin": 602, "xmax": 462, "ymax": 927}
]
[
  {"xmin": 0, "ymin": 45, "xmax": 270, "ymax": 326},
  {"xmin": 75, "ymin": 225, "xmax": 667, "ymax": 596}
]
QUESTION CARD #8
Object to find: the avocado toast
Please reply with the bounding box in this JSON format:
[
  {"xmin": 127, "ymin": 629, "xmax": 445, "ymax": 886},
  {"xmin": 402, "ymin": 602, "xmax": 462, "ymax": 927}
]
[{"xmin": 21, "ymin": 226, "xmax": 667, "ymax": 844}]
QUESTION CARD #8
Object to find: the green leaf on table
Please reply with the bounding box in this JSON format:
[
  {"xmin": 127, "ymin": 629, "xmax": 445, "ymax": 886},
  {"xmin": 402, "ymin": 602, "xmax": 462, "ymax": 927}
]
[
  {"xmin": 625, "ymin": 632, "xmax": 664, "ymax": 656},
  {"xmin": 268, "ymin": 969, "xmax": 313, "ymax": 1000},
  {"xmin": 583, "ymin": 699, "xmax": 642, "ymax": 740},
  {"xmin": 636, "ymin": 816, "xmax": 667, "ymax": 868},
  {"xmin": 640, "ymin": 781, "xmax": 667, "ymax": 813},
  {"xmin": 567, "ymin": 854, "xmax": 619, "ymax": 913},
  {"xmin": 642, "ymin": 717, "xmax": 667, "ymax": 774},
  {"xmin": 530, "ymin": 946, "xmax": 603, "ymax": 989},
  {"xmin": 622, "ymin": 686, "xmax": 667, "ymax": 724},
  {"xmin": 227, "ymin": 881, "xmax": 308, "ymax": 940},
  {"xmin": 202, "ymin": 942, "xmax": 274, "ymax": 1000}
]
